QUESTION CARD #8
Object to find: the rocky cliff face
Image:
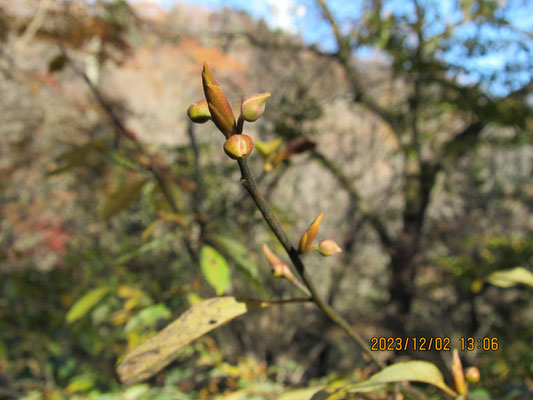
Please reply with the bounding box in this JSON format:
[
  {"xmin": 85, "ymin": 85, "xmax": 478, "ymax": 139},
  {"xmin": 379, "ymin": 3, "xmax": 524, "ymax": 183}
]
[{"xmin": 0, "ymin": 0, "xmax": 397, "ymax": 280}]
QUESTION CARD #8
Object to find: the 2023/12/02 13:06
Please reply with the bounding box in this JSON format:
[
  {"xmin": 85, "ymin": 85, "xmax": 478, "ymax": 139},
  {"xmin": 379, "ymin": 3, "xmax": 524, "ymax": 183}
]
[{"xmin": 369, "ymin": 337, "xmax": 500, "ymax": 351}]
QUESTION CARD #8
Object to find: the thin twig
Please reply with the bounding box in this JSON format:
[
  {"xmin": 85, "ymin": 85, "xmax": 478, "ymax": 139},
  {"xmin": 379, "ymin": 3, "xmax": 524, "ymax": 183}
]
[
  {"xmin": 236, "ymin": 157, "xmax": 385, "ymax": 369},
  {"xmin": 311, "ymin": 149, "xmax": 394, "ymax": 254}
]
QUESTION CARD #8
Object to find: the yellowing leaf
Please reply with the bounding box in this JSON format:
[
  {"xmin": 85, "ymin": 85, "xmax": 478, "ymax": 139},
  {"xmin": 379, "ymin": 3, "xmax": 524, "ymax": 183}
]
[
  {"xmin": 66, "ymin": 287, "xmax": 109, "ymax": 324},
  {"xmin": 487, "ymin": 266, "xmax": 533, "ymax": 288},
  {"xmin": 116, "ymin": 297, "xmax": 306, "ymax": 384},
  {"xmin": 187, "ymin": 292, "xmax": 203, "ymax": 305},
  {"xmin": 152, "ymin": 182, "xmax": 184, "ymax": 213},
  {"xmin": 118, "ymin": 285, "xmax": 146, "ymax": 299},
  {"xmin": 347, "ymin": 361, "xmax": 456, "ymax": 396},
  {"xmin": 102, "ymin": 179, "xmax": 147, "ymax": 220},
  {"xmin": 65, "ymin": 374, "xmax": 96, "ymax": 394},
  {"xmin": 200, "ymin": 245, "xmax": 231, "ymax": 295},
  {"xmin": 47, "ymin": 140, "xmax": 106, "ymax": 176},
  {"xmin": 141, "ymin": 220, "xmax": 163, "ymax": 241},
  {"xmin": 279, "ymin": 386, "xmax": 326, "ymax": 400},
  {"xmin": 157, "ymin": 211, "xmax": 188, "ymax": 227},
  {"xmin": 109, "ymin": 309, "xmax": 130, "ymax": 326}
]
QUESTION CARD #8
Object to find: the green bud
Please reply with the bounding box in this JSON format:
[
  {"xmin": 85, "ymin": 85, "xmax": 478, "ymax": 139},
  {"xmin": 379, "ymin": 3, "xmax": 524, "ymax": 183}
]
[
  {"xmin": 187, "ymin": 100, "xmax": 211, "ymax": 123},
  {"xmin": 241, "ymin": 92, "xmax": 270, "ymax": 122},
  {"xmin": 223, "ymin": 134, "xmax": 253, "ymax": 160},
  {"xmin": 465, "ymin": 367, "xmax": 480, "ymax": 383}
]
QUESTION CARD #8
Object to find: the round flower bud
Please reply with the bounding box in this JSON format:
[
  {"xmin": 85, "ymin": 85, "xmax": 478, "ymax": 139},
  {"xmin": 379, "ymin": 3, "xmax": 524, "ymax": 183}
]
[
  {"xmin": 187, "ymin": 100, "xmax": 211, "ymax": 123},
  {"xmin": 318, "ymin": 239, "xmax": 342, "ymax": 256},
  {"xmin": 223, "ymin": 134, "xmax": 253, "ymax": 160},
  {"xmin": 241, "ymin": 92, "xmax": 270, "ymax": 122},
  {"xmin": 465, "ymin": 367, "xmax": 480, "ymax": 383}
]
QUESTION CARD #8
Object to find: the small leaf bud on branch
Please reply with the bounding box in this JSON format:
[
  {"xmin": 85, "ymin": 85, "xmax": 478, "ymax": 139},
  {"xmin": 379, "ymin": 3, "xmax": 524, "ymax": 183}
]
[
  {"xmin": 262, "ymin": 244, "xmax": 297, "ymax": 283},
  {"xmin": 201, "ymin": 62, "xmax": 236, "ymax": 138},
  {"xmin": 241, "ymin": 92, "xmax": 270, "ymax": 122},
  {"xmin": 187, "ymin": 100, "xmax": 211, "ymax": 123},
  {"xmin": 452, "ymin": 349, "xmax": 467, "ymax": 396},
  {"xmin": 299, "ymin": 211, "xmax": 323, "ymax": 254},
  {"xmin": 223, "ymin": 134, "xmax": 254, "ymax": 160},
  {"xmin": 318, "ymin": 239, "xmax": 342, "ymax": 256},
  {"xmin": 465, "ymin": 367, "xmax": 480, "ymax": 383}
]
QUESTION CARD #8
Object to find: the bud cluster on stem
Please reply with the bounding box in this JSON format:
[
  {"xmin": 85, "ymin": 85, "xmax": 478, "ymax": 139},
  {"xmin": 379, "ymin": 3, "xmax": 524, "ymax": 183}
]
[
  {"xmin": 298, "ymin": 212, "xmax": 342, "ymax": 256},
  {"xmin": 187, "ymin": 62, "xmax": 271, "ymax": 161},
  {"xmin": 187, "ymin": 61, "xmax": 385, "ymax": 371}
]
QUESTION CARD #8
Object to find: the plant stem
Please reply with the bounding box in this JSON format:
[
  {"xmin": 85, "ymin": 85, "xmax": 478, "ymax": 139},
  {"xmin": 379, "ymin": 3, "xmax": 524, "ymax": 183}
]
[{"xmin": 237, "ymin": 158, "xmax": 385, "ymax": 369}]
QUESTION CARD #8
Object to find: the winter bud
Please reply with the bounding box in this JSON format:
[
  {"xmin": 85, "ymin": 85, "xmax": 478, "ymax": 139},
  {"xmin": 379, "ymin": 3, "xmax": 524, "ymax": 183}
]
[
  {"xmin": 318, "ymin": 239, "xmax": 342, "ymax": 256},
  {"xmin": 223, "ymin": 134, "xmax": 254, "ymax": 160},
  {"xmin": 452, "ymin": 349, "xmax": 467, "ymax": 395},
  {"xmin": 241, "ymin": 92, "xmax": 270, "ymax": 122},
  {"xmin": 465, "ymin": 367, "xmax": 480, "ymax": 383},
  {"xmin": 298, "ymin": 211, "xmax": 323, "ymax": 254},
  {"xmin": 202, "ymin": 62, "xmax": 236, "ymax": 137},
  {"xmin": 187, "ymin": 100, "xmax": 211, "ymax": 123},
  {"xmin": 271, "ymin": 262, "xmax": 292, "ymax": 279},
  {"xmin": 263, "ymin": 244, "xmax": 292, "ymax": 279}
]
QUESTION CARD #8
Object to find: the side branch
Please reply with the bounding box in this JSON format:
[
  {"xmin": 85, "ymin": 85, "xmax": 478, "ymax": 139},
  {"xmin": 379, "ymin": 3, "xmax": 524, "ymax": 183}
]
[
  {"xmin": 311, "ymin": 150, "xmax": 394, "ymax": 254},
  {"xmin": 237, "ymin": 158, "xmax": 385, "ymax": 369}
]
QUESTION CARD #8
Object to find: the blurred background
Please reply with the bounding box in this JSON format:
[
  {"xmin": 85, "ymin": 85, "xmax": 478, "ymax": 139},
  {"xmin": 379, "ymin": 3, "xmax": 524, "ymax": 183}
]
[{"xmin": 0, "ymin": 0, "xmax": 532, "ymax": 399}]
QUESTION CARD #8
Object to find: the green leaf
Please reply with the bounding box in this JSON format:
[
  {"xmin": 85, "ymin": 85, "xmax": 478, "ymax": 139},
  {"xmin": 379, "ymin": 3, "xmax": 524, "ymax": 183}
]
[
  {"xmin": 116, "ymin": 296, "xmax": 307, "ymax": 384},
  {"xmin": 487, "ymin": 266, "xmax": 533, "ymax": 288},
  {"xmin": 279, "ymin": 386, "xmax": 326, "ymax": 400},
  {"xmin": 469, "ymin": 388, "xmax": 490, "ymax": 399},
  {"xmin": 312, "ymin": 383, "xmax": 386, "ymax": 399},
  {"xmin": 255, "ymin": 138, "xmax": 283, "ymax": 157},
  {"xmin": 65, "ymin": 373, "xmax": 96, "ymax": 394},
  {"xmin": 348, "ymin": 361, "xmax": 456, "ymax": 396},
  {"xmin": 152, "ymin": 181, "xmax": 184, "ymax": 212},
  {"xmin": 46, "ymin": 140, "xmax": 106, "ymax": 176},
  {"xmin": 200, "ymin": 245, "xmax": 231, "ymax": 295},
  {"xmin": 66, "ymin": 287, "xmax": 110, "ymax": 324},
  {"xmin": 211, "ymin": 235, "xmax": 264, "ymax": 292},
  {"xmin": 124, "ymin": 304, "xmax": 171, "ymax": 333},
  {"xmin": 101, "ymin": 179, "xmax": 147, "ymax": 220},
  {"xmin": 115, "ymin": 236, "xmax": 172, "ymax": 264}
]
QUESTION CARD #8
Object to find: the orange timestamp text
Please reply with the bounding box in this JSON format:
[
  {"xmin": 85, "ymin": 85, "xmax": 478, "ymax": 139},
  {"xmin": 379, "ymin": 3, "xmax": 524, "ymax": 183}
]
[
  {"xmin": 370, "ymin": 337, "xmax": 451, "ymax": 351},
  {"xmin": 370, "ymin": 337, "xmax": 500, "ymax": 351}
]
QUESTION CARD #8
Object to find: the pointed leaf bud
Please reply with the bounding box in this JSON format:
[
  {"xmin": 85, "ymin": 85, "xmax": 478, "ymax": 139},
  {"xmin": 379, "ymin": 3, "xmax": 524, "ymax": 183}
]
[
  {"xmin": 465, "ymin": 367, "xmax": 480, "ymax": 383},
  {"xmin": 187, "ymin": 100, "xmax": 211, "ymax": 123},
  {"xmin": 263, "ymin": 244, "xmax": 292, "ymax": 278},
  {"xmin": 202, "ymin": 62, "xmax": 236, "ymax": 137},
  {"xmin": 318, "ymin": 239, "xmax": 342, "ymax": 256},
  {"xmin": 241, "ymin": 92, "xmax": 270, "ymax": 122},
  {"xmin": 271, "ymin": 262, "xmax": 293, "ymax": 279},
  {"xmin": 298, "ymin": 211, "xmax": 323, "ymax": 253},
  {"xmin": 452, "ymin": 349, "xmax": 467, "ymax": 396},
  {"xmin": 223, "ymin": 134, "xmax": 253, "ymax": 160},
  {"xmin": 263, "ymin": 244, "xmax": 283, "ymax": 266}
]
